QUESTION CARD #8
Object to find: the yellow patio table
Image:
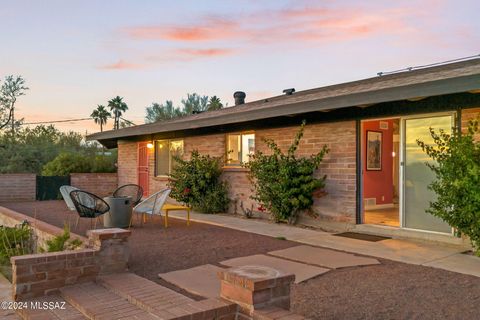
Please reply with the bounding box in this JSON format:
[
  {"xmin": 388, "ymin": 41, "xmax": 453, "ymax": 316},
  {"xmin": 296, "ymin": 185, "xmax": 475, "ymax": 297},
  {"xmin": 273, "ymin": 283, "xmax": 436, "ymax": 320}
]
[{"xmin": 162, "ymin": 203, "xmax": 190, "ymax": 228}]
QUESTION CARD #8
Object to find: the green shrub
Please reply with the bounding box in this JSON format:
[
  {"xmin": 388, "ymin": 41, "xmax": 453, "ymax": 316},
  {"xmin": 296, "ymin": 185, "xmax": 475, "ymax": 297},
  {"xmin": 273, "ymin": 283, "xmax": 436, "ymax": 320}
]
[
  {"xmin": 244, "ymin": 121, "xmax": 329, "ymax": 224},
  {"xmin": 417, "ymin": 118, "xmax": 480, "ymax": 256},
  {"xmin": 42, "ymin": 225, "xmax": 82, "ymax": 252},
  {"xmin": 42, "ymin": 152, "xmax": 92, "ymax": 175},
  {"xmin": 0, "ymin": 222, "xmax": 34, "ymax": 280},
  {"xmin": 0, "ymin": 222, "xmax": 34, "ymax": 264},
  {"xmin": 169, "ymin": 150, "xmax": 229, "ymax": 213},
  {"xmin": 92, "ymin": 154, "xmax": 117, "ymax": 173}
]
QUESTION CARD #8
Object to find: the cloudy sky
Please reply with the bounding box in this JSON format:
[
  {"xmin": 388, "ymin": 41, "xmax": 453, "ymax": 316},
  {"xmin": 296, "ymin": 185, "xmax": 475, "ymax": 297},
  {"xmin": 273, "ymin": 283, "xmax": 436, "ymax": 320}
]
[{"xmin": 1, "ymin": 0, "xmax": 478, "ymax": 133}]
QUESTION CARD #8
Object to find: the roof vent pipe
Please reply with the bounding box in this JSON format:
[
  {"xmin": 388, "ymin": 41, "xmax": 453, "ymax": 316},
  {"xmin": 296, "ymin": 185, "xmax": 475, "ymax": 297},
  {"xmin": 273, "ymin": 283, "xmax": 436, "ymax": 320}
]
[
  {"xmin": 283, "ymin": 88, "xmax": 295, "ymax": 95},
  {"xmin": 234, "ymin": 91, "xmax": 246, "ymax": 105}
]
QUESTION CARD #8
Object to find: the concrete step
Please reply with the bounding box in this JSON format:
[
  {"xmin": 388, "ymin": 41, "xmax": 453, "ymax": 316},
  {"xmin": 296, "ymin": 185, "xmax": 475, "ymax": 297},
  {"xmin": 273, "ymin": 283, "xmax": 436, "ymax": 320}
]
[
  {"xmin": 60, "ymin": 282, "xmax": 158, "ymax": 320},
  {"xmin": 98, "ymin": 273, "xmax": 238, "ymax": 319},
  {"xmin": 17, "ymin": 295, "xmax": 87, "ymax": 320}
]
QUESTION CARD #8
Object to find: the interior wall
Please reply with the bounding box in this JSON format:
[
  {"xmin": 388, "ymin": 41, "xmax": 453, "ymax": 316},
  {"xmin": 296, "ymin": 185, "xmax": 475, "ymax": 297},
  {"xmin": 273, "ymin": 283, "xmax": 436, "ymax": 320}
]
[{"xmin": 362, "ymin": 119, "xmax": 394, "ymax": 205}]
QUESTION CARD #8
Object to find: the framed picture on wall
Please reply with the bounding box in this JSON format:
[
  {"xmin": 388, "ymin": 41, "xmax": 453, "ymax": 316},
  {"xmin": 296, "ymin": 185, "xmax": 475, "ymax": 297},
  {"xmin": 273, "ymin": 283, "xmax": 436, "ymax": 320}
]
[{"xmin": 366, "ymin": 131, "xmax": 382, "ymax": 171}]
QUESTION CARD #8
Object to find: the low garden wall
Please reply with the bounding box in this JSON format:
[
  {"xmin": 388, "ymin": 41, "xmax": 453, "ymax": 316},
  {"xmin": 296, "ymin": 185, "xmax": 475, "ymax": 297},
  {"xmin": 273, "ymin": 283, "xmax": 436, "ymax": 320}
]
[
  {"xmin": 0, "ymin": 206, "xmax": 86, "ymax": 251},
  {"xmin": 70, "ymin": 173, "xmax": 118, "ymax": 197},
  {"xmin": 0, "ymin": 174, "xmax": 36, "ymax": 202},
  {"xmin": 11, "ymin": 228, "xmax": 130, "ymax": 300}
]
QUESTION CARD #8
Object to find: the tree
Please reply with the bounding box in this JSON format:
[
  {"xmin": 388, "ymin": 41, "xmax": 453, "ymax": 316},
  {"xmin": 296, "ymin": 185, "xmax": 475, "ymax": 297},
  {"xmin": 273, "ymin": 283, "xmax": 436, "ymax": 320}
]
[
  {"xmin": 181, "ymin": 93, "xmax": 208, "ymax": 114},
  {"xmin": 0, "ymin": 75, "xmax": 29, "ymax": 135},
  {"xmin": 108, "ymin": 96, "xmax": 128, "ymax": 130},
  {"xmin": 207, "ymin": 96, "xmax": 223, "ymax": 111},
  {"xmin": 145, "ymin": 101, "xmax": 184, "ymax": 123},
  {"xmin": 41, "ymin": 152, "xmax": 92, "ymax": 176},
  {"xmin": 417, "ymin": 119, "xmax": 480, "ymax": 256},
  {"xmin": 90, "ymin": 105, "xmax": 111, "ymax": 132},
  {"xmin": 0, "ymin": 124, "xmax": 116, "ymax": 174}
]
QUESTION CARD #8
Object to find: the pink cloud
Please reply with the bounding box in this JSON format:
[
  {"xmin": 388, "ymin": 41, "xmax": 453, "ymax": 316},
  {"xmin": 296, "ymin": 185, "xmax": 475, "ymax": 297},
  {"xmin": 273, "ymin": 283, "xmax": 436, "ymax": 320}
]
[
  {"xmin": 176, "ymin": 48, "xmax": 233, "ymax": 57},
  {"xmin": 126, "ymin": 18, "xmax": 238, "ymax": 41},
  {"xmin": 99, "ymin": 59, "xmax": 142, "ymax": 70},
  {"xmin": 124, "ymin": 5, "xmax": 419, "ymax": 47}
]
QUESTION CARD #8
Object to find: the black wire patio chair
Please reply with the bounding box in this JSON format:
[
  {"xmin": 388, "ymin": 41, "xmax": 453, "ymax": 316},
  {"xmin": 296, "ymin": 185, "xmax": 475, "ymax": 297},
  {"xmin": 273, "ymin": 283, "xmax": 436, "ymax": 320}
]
[
  {"xmin": 113, "ymin": 184, "xmax": 144, "ymax": 206},
  {"xmin": 69, "ymin": 190, "xmax": 110, "ymax": 230}
]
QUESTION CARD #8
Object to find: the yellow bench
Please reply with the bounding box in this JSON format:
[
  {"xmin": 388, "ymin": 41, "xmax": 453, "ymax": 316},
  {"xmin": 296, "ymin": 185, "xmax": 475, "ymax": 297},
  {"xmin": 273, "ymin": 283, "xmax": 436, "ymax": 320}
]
[{"xmin": 161, "ymin": 203, "xmax": 190, "ymax": 228}]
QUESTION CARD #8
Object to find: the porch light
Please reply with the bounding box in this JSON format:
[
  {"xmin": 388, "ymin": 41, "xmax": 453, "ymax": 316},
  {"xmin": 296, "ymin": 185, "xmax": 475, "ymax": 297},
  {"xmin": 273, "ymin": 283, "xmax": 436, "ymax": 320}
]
[
  {"xmin": 147, "ymin": 142, "xmax": 154, "ymax": 149},
  {"xmin": 392, "ymin": 151, "xmax": 396, "ymax": 157}
]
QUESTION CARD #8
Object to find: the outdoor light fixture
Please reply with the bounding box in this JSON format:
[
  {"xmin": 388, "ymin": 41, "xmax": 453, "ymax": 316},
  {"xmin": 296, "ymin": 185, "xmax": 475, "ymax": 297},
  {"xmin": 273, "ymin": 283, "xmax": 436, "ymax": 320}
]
[
  {"xmin": 147, "ymin": 142, "xmax": 154, "ymax": 149},
  {"xmin": 392, "ymin": 151, "xmax": 396, "ymax": 157}
]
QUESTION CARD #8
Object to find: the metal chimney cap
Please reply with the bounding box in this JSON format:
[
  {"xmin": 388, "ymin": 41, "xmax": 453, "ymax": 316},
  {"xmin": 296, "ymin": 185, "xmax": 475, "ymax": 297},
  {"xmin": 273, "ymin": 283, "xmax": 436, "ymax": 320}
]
[
  {"xmin": 233, "ymin": 91, "xmax": 246, "ymax": 98},
  {"xmin": 283, "ymin": 88, "xmax": 295, "ymax": 95}
]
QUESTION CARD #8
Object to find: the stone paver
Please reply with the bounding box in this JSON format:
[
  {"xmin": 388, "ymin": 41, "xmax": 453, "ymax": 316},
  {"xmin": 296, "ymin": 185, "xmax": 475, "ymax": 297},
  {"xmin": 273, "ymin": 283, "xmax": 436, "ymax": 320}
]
[
  {"xmin": 169, "ymin": 210, "xmax": 480, "ymax": 277},
  {"xmin": 269, "ymin": 245, "xmax": 380, "ymax": 269},
  {"xmin": 159, "ymin": 264, "xmax": 225, "ymax": 299},
  {"xmin": 221, "ymin": 254, "xmax": 329, "ymax": 283}
]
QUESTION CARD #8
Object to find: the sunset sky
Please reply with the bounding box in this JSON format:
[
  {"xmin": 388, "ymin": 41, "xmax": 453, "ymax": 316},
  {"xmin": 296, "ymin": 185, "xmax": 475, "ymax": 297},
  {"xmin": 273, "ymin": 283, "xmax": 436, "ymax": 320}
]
[{"xmin": 1, "ymin": 0, "xmax": 479, "ymax": 133}]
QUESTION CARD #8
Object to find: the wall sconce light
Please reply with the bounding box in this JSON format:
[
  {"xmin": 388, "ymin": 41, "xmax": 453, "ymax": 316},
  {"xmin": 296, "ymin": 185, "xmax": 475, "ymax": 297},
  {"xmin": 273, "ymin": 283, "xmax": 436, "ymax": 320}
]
[
  {"xmin": 392, "ymin": 151, "xmax": 396, "ymax": 157},
  {"xmin": 147, "ymin": 142, "xmax": 154, "ymax": 149}
]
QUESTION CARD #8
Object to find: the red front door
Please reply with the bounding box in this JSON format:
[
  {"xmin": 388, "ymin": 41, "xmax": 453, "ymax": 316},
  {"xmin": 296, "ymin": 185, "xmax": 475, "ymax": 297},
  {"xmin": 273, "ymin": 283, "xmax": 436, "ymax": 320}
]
[{"xmin": 137, "ymin": 142, "xmax": 149, "ymax": 197}]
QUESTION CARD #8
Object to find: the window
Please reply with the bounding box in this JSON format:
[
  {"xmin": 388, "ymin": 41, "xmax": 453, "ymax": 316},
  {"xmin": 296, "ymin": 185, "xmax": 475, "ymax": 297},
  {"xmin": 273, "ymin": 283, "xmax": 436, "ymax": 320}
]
[
  {"xmin": 226, "ymin": 133, "xmax": 255, "ymax": 165},
  {"xmin": 155, "ymin": 139, "xmax": 184, "ymax": 176}
]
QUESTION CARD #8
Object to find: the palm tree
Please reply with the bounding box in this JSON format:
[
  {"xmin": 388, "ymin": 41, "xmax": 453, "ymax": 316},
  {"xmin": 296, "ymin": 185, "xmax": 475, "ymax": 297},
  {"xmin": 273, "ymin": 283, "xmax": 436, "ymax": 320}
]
[
  {"xmin": 108, "ymin": 96, "xmax": 128, "ymax": 130},
  {"xmin": 207, "ymin": 96, "xmax": 223, "ymax": 111},
  {"xmin": 90, "ymin": 105, "xmax": 111, "ymax": 132}
]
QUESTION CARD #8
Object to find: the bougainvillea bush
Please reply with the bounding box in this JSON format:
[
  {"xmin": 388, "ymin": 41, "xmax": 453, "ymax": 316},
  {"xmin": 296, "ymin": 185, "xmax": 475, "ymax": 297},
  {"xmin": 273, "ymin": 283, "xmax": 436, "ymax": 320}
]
[
  {"xmin": 169, "ymin": 150, "xmax": 229, "ymax": 213},
  {"xmin": 245, "ymin": 121, "xmax": 329, "ymax": 224},
  {"xmin": 417, "ymin": 118, "xmax": 480, "ymax": 256}
]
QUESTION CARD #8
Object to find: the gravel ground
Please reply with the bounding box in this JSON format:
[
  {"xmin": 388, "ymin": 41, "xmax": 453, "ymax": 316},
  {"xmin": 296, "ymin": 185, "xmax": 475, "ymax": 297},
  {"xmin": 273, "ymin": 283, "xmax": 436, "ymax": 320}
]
[{"xmin": 3, "ymin": 201, "xmax": 480, "ymax": 320}]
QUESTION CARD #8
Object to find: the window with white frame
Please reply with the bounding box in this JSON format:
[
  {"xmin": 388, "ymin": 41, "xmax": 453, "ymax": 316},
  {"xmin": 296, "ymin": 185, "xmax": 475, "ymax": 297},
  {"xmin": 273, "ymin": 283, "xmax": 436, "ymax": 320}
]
[
  {"xmin": 155, "ymin": 139, "xmax": 184, "ymax": 176},
  {"xmin": 226, "ymin": 133, "xmax": 255, "ymax": 165}
]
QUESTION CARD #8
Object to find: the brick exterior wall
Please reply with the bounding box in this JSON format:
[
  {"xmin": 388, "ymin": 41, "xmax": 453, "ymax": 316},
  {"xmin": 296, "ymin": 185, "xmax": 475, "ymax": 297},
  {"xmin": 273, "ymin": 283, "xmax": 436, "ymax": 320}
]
[
  {"xmin": 0, "ymin": 174, "xmax": 36, "ymax": 202},
  {"xmin": 70, "ymin": 173, "xmax": 118, "ymax": 197},
  {"xmin": 10, "ymin": 228, "xmax": 130, "ymax": 301},
  {"xmin": 461, "ymin": 108, "xmax": 480, "ymax": 141},
  {"xmin": 118, "ymin": 140, "xmax": 138, "ymax": 187},
  {"xmin": 116, "ymin": 121, "xmax": 357, "ymax": 226}
]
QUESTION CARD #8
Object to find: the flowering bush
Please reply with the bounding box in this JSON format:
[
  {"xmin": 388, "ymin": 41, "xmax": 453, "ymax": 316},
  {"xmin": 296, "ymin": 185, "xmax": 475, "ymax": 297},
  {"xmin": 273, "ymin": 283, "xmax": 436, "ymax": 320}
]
[
  {"xmin": 168, "ymin": 150, "xmax": 229, "ymax": 213},
  {"xmin": 244, "ymin": 121, "xmax": 329, "ymax": 223}
]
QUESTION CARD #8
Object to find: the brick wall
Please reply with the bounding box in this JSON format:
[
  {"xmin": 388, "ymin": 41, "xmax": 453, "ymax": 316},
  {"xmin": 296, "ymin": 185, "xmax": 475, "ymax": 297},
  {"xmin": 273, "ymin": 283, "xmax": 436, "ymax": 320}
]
[
  {"xmin": 116, "ymin": 121, "xmax": 356, "ymax": 226},
  {"xmin": 10, "ymin": 228, "xmax": 130, "ymax": 301},
  {"xmin": 118, "ymin": 140, "xmax": 138, "ymax": 187},
  {"xmin": 0, "ymin": 174, "xmax": 36, "ymax": 202},
  {"xmin": 70, "ymin": 173, "xmax": 118, "ymax": 197},
  {"xmin": 461, "ymin": 108, "xmax": 480, "ymax": 140},
  {"xmin": 255, "ymin": 121, "xmax": 357, "ymax": 223}
]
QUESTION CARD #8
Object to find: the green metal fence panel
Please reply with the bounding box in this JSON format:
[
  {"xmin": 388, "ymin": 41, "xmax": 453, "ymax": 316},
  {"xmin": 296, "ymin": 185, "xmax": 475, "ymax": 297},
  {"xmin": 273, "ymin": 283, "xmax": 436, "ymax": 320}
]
[{"xmin": 36, "ymin": 175, "xmax": 71, "ymax": 201}]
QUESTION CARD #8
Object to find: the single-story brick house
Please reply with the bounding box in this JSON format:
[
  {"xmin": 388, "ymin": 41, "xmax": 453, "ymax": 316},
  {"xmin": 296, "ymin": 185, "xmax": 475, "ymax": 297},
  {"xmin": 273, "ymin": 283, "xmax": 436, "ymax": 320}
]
[{"xmin": 88, "ymin": 59, "xmax": 480, "ymax": 241}]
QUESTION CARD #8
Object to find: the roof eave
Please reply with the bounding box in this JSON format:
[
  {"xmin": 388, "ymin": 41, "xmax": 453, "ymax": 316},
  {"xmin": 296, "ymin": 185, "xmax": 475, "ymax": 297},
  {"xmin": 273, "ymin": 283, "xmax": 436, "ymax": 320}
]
[{"xmin": 87, "ymin": 74, "xmax": 480, "ymax": 146}]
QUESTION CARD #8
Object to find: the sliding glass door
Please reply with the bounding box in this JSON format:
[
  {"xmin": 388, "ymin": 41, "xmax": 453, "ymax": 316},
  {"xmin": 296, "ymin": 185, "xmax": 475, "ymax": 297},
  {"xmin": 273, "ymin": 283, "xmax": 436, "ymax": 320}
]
[{"xmin": 402, "ymin": 114, "xmax": 453, "ymax": 233}]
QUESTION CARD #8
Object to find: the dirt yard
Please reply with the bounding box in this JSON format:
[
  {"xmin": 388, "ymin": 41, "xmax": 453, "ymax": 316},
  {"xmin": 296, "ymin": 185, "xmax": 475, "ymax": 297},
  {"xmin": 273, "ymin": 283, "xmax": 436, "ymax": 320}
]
[{"xmin": 3, "ymin": 200, "xmax": 480, "ymax": 320}]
